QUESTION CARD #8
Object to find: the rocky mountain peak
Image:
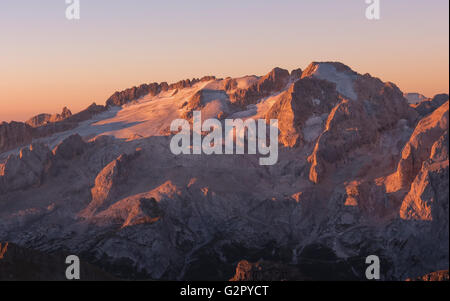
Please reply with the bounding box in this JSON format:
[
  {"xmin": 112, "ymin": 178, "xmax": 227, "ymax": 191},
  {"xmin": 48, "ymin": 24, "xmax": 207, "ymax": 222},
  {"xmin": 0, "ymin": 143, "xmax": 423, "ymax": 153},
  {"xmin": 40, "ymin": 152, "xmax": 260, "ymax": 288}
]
[{"xmin": 0, "ymin": 62, "xmax": 448, "ymax": 281}]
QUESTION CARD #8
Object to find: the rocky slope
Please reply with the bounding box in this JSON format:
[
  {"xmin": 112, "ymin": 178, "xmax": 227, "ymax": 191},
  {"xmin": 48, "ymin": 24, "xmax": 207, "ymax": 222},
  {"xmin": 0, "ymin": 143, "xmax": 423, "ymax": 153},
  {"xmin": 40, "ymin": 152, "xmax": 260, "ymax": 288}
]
[
  {"xmin": 0, "ymin": 62, "xmax": 448, "ymax": 281},
  {"xmin": 413, "ymin": 94, "xmax": 449, "ymax": 117},
  {"xmin": 0, "ymin": 242, "xmax": 115, "ymax": 281},
  {"xmin": 0, "ymin": 103, "xmax": 106, "ymax": 154},
  {"xmin": 26, "ymin": 107, "xmax": 73, "ymax": 128}
]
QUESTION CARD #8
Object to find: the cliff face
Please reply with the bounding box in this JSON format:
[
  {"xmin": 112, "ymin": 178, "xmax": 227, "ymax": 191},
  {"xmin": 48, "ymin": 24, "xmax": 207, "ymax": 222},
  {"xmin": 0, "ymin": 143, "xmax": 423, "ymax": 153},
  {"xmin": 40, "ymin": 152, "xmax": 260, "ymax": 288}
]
[
  {"xmin": 0, "ymin": 103, "xmax": 106, "ymax": 154},
  {"xmin": 0, "ymin": 62, "xmax": 448, "ymax": 281},
  {"xmin": 390, "ymin": 102, "xmax": 449, "ymax": 194},
  {"xmin": 0, "ymin": 122, "xmax": 35, "ymax": 154},
  {"xmin": 227, "ymin": 67, "xmax": 294, "ymax": 107},
  {"xmin": 105, "ymin": 76, "xmax": 218, "ymax": 107},
  {"xmin": 26, "ymin": 107, "xmax": 73, "ymax": 127},
  {"xmin": 413, "ymin": 94, "xmax": 449, "ymax": 117}
]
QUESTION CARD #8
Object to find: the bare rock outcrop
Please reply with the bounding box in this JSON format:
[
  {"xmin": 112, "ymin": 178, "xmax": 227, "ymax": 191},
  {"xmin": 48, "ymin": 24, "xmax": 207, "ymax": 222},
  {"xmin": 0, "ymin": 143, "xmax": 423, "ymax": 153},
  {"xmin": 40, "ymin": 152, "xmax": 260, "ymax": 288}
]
[
  {"xmin": 302, "ymin": 61, "xmax": 357, "ymax": 78},
  {"xmin": 81, "ymin": 149, "xmax": 142, "ymax": 217},
  {"xmin": 106, "ymin": 76, "xmax": 218, "ymax": 107},
  {"xmin": 95, "ymin": 197, "xmax": 165, "ymax": 228},
  {"xmin": 290, "ymin": 68, "xmax": 303, "ymax": 80},
  {"xmin": 26, "ymin": 107, "xmax": 72, "ymax": 127},
  {"xmin": 0, "ymin": 143, "xmax": 52, "ymax": 193},
  {"xmin": 106, "ymin": 83, "xmax": 167, "ymax": 107},
  {"xmin": 399, "ymin": 130, "xmax": 449, "ymax": 221},
  {"xmin": 308, "ymin": 99, "xmax": 375, "ymax": 184},
  {"xmin": 0, "ymin": 242, "xmax": 7, "ymax": 259},
  {"xmin": 230, "ymin": 260, "xmax": 305, "ymax": 281},
  {"xmin": 180, "ymin": 89, "xmax": 230, "ymax": 120},
  {"xmin": 305, "ymin": 63, "xmax": 418, "ymax": 184},
  {"xmin": 0, "ymin": 134, "xmax": 96, "ymax": 194},
  {"xmin": 256, "ymin": 67, "xmax": 290, "ymax": 94},
  {"xmin": 59, "ymin": 106, "xmax": 73, "ymax": 120},
  {"xmin": 388, "ymin": 101, "xmax": 449, "ymax": 192},
  {"xmin": 413, "ymin": 94, "xmax": 449, "ymax": 117},
  {"xmin": 301, "ymin": 62, "xmax": 358, "ymax": 100},
  {"xmin": 1, "ymin": 103, "xmax": 105, "ymax": 154},
  {"xmin": 169, "ymin": 76, "xmax": 216, "ymax": 91},
  {"xmin": 0, "ymin": 122, "xmax": 35, "ymax": 153},
  {"xmin": 406, "ymin": 270, "xmax": 449, "ymax": 281},
  {"xmin": 229, "ymin": 67, "xmax": 290, "ymax": 107},
  {"xmin": 121, "ymin": 197, "xmax": 164, "ymax": 228},
  {"xmin": 56, "ymin": 103, "xmax": 106, "ymax": 124},
  {"xmin": 343, "ymin": 179, "xmax": 396, "ymax": 219},
  {"xmin": 265, "ymin": 77, "xmax": 340, "ymax": 147},
  {"xmin": 25, "ymin": 113, "xmax": 52, "ymax": 128},
  {"xmin": 52, "ymin": 134, "xmax": 86, "ymax": 160}
]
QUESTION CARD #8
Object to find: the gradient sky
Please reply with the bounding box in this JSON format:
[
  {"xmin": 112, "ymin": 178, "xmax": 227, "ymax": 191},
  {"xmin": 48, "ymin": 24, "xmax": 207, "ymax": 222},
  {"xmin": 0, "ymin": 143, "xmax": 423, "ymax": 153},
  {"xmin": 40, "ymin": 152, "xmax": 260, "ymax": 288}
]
[{"xmin": 1, "ymin": 0, "xmax": 448, "ymax": 122}]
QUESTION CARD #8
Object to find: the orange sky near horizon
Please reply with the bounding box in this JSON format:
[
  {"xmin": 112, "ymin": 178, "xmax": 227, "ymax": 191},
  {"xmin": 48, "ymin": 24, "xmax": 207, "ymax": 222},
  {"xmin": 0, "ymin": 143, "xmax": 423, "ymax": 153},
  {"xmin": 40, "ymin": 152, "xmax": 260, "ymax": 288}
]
[{"xmin": 0, "ymin": 0, "xmax": 448, "ymax": 122}]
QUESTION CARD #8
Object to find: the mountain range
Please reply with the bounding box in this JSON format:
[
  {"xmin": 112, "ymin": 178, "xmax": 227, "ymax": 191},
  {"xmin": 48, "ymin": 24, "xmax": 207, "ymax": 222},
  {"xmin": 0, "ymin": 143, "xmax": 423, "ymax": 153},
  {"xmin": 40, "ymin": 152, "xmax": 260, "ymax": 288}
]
[{"xmin": 0, "ymin": 62, "xmax": 448, "ymax": 281}]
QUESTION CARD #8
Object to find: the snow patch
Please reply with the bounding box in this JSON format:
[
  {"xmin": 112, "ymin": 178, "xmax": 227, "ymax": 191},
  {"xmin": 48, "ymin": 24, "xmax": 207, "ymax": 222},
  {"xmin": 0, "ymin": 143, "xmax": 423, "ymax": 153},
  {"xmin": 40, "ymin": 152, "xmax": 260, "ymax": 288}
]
[
  {"xmin": 303, "ymin": 115, "xmax": 325, "ymax": 142},
  {"xmin": 404, "ymin": 93, "xmax": 428, "ymax": 104},
  {"xmin": 309, "ymin": 64, "xmax": 357, "ymax": 100}
]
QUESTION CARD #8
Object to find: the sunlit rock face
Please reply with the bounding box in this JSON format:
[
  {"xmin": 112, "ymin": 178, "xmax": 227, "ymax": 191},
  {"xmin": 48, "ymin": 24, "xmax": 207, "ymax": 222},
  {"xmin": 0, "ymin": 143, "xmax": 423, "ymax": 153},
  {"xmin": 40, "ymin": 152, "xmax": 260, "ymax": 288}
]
[
  {"xmin": 304, "ymin": 63, "xmax": 418, "ymax": 185},
  {"xmin": 0, "ymin": 62, "xmax": 448, "ymax": 281},
  {"xmin": 406, "ymin": 270, "xmax": 449, "ymax": 281},
  {"xmin": 266, "ymin": 76, "xmax": 340, "ymax": 148},
  {"xmin": 81, "ymin": 149, "xmax": 142, "ymax": 218},
  {"xmin": 0, "ymin": 122, "xmax": 35, "ymax": 154},
  {"xmin": 227, "ymin": 67, "xmax": 291, "ymax": 107},
  {"xmin": 400, "ymin": 147, "xmax": 449, "ymax": 221},
  {"xmin": 26, "ymin": 107, "xmax": 72, "ymax": 128},
  {"xmin": 387, "ymin": 101, "xmax": 449, "ymax": 193}
]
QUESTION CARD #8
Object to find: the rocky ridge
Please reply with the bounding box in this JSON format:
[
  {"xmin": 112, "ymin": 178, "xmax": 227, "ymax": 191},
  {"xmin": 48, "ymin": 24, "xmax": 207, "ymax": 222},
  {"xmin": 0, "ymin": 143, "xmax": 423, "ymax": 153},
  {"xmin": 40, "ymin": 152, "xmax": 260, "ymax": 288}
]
[{"xmin": 0, "ymin": 62, "xmax": 448, "ymax": 281}]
